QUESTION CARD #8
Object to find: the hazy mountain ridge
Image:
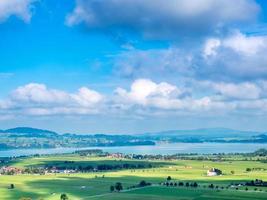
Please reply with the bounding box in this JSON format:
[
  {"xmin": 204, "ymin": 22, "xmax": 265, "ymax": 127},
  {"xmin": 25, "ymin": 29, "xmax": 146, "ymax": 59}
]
[
  {"xmin": 0, "ymin": 127, "xmax": 155, "ymax": 149},
  {"xmin": 143, "ymin": 128, "xmax": 261, "ymax": 137},
  {"xmin": 1, "ymin": 127, "xmax": 263, "ymax": 136},
  {"xmin": 0, "ymin": 127, "xmax": 266, "ymax": 150},
  {"xmin": 141, "ymin": 128, "xmax": 266, "ymax": 143}
]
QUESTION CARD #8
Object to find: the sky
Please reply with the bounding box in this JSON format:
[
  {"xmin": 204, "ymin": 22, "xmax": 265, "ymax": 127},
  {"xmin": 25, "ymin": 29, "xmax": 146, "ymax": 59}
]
[{"xmin": 0, "ymin": 0, "xmax": 267, "ymax": 134}]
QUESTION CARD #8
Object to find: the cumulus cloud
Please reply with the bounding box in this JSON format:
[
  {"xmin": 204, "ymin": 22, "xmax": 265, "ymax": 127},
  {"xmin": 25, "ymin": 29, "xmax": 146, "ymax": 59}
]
[
  {"xmin": 111, "ymin": 30, "xmax": 267, "ymax": 82},
  {"xmin": 223, "ymin": 31, "xmax": 267, "ymax": 55},
  {"xmin": 203, "ymin": 31, "xmax": 267, "ymax": 57},
  {"xmin": 112, "ymin": 79, "xmax": 267, "ymax": 116},
  {"xmin": 114, "ymin": 79, "xmax": 231, "ymax": 112},
  {"xmin": 66, "ymin": 0, "xmax": 259, "ymax": 39},
  {"xmin": 202, "ymin": 31, "xmax": 267, "ymax": 80},
  {"xmin": 3, "ymin": 83, "xmax": 104, "ymax": 116},
  {"xmin": 209, "ymin": 82, "xmax": 261, "ymax": 100},
  {"xmin": 115, "ymin": 79, "xmax": 185, "ymax": 108},
  {"xmin": 1, "ymin": 80, "xmax": 267, "ymax": 118},
  {"xmin": 10, "ymin": 83, "xmax": 70, "ymax": 104},
  {"xmin": 0, "ymin": 0, "xmax": 36, "ymax": 23},
  {"xmin": 65, "ymin": 0, "xmax": 266, "ymax": 84}
]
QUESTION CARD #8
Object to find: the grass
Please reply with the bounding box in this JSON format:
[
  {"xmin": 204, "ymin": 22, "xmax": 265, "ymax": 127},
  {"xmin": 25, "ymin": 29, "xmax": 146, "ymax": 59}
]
[{"xmin": 0, "ymin": 155, "xmax": 267, "ymax": 199}]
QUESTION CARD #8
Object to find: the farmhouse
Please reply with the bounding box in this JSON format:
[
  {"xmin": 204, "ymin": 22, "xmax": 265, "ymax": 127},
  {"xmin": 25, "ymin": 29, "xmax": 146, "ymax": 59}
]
[{"xmin": 207, "ymin": 168, "xmax": 222, "ymax": 176}]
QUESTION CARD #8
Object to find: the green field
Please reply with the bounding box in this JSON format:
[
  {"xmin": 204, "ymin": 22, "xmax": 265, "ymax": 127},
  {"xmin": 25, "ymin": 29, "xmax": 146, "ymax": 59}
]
[{"xmin": 0, "ymin": 155, "xmax": 267, "ymax": 200}]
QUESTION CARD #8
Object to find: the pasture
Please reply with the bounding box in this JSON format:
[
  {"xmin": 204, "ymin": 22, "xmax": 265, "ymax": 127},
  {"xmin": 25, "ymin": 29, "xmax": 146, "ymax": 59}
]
[{"xmin": 0, "ymin": 155, "xmax": 267, "ymax": 199}]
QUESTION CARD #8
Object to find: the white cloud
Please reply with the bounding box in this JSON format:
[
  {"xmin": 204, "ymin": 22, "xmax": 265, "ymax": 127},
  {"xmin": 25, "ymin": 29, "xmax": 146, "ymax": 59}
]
[
  {"xmin": 201, "ymin": 32, "xmax": 267, "ymax": 80},
  {"xmin": 223, "ymin": 31, "xmax": 267, "ymax": 55},
  {"xmin": 1, "ymin": 80, "xmax": 267, "ymax": 118},
  {"xmin": 113, "ymin": 79, "xmax": 267, "ymax": 117},
  {"xmin": 212, "ymin": 82, "xmax": 261, "ymax": 100},
  {"xmin": 115, "ymin": 79, "xmax": 183, "ymax": 106},
  {"xmin": 66, "ymin": 0, "xmax": 259, "ymax": 39},
  {"xmin": 203, "ymin": 38, "xmax": 221, "ymax": 58},
  {"xmin": 112, "ymin": 30, "xmax": 267, "ymax": 82},
  {"xmin": 114, "ymin": 79, "xmax": 231, "ymax": 112},
  {"xmin": 11, "ymin": 83, "xmax": 70, "ymax": 104},
  {"xmin": 203, "ymin": 31, "xmax": 267, "ymax": 57},
  {"xmin": 0, "ymin": 0, "xmax": 36, "ymax": 23},
  {"xmin": 5, "ymin": 83, "xmax": 104, "ymax": 115},
  {"xmin": 65, "ymin": 1, "xmax": 266, "ymax": 83},
  {"xmin": 72, "ymin": 87, "xmax": 103, "ymax": 107}
]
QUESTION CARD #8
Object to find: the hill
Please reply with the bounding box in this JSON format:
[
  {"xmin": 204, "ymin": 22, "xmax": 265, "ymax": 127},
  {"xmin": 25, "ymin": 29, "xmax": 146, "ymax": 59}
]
[
  {"xmin": 0, "ymin": 127, "xmax": 155, "ymax": 150},
  {"xmin": 1, "ymin": 127, "xmax": 58, "ymax": 138}
]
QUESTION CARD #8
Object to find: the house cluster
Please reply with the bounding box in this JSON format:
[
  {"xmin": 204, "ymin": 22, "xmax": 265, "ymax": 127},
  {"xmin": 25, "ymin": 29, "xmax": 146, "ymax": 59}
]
[
  {"xmin": 44, "ymin": 167, "xmax": 76, "ymax": 174},
  {"xmin": 207, "ymin": 168, "xmax": 222, "ymax": 176},
  {"xmin": 0, "ymin": 166, "xmax": 78, "ymax": 175},
  {"xmin": 0, "ymin": 166, "xmax": 22, "ymax": 175},
  {"xmin": 107, "ymin": 153, "xmax": 124, "ymax": 159}
]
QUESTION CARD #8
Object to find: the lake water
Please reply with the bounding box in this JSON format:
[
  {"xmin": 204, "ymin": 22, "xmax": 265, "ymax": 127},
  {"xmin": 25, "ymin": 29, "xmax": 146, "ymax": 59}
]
[{"xmin": 0, "ymin": 143, "xmax": 267, "ymax": 157}]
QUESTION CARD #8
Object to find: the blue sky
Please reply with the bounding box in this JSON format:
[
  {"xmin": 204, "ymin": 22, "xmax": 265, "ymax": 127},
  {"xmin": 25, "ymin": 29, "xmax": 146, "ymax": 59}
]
[{"xmin": 0, "ymin": 0, "xmax": 267, "ymax": 134}]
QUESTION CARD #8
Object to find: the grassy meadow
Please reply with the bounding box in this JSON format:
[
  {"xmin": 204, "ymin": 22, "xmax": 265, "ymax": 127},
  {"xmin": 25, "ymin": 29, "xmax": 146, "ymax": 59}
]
[{"xmin": 0, "ymin": 155, "xmax": 267, "ymax": 200}]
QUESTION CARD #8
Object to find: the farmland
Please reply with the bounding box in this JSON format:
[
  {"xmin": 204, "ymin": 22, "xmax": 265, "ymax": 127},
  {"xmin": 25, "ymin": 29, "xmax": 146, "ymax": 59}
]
[{"xmin": 0, "ymin": 153, "xmax": 267, "ymax": 200}]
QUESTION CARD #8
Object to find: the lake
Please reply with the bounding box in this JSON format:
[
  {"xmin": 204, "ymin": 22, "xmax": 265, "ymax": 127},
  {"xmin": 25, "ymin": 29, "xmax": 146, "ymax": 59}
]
[{"xmin": 0, "ymin": 143, "xmax": 267, "ymax": 157}]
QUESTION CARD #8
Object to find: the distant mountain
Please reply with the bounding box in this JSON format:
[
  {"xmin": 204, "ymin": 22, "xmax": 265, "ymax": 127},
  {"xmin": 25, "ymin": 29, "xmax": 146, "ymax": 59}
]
[
  {"xmin": 2, "ymin": 127, "xmax": 58, "ymax": 137},
  {"xmin": 251, "ymin": 134, "xmax": 267, "ymax": 143},
  {"xmin": 143, "ymin": 128, "xmax": 261, "ymax": 138},
  {"xmin": 0, "ymin": 127, "xmax": 266, "ymax": 150},
  {"xmin": 0, "ymin": 127, "xmax": 155, "ymax": 150}
]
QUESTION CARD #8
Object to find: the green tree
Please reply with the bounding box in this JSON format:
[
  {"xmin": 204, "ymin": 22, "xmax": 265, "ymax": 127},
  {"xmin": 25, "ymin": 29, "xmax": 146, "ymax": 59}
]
[
  {"xmin": 115, "ymin": 182, "xmax": 123, "ymax": 192},
  {"xmin": 60, "ymin": 194, "xmax": 68, "ymax": 200},
  {"xmin": 167, "ymin": 176, "xmax": 172, "ymax": 181}
]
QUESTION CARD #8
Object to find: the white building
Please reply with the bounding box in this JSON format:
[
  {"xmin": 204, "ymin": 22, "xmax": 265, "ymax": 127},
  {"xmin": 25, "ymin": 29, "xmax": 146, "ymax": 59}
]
[{"xmin": 207, "ymin": 168, "xmax": 221, "ymax": 176}]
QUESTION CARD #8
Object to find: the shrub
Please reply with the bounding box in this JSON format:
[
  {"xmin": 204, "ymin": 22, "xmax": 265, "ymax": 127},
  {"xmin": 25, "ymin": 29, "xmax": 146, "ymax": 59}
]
[
  {"xmin": 110, "ymin": 185, "xmax": 115, "ymax": 192},
  {"xmin": 60, "ymin": 194, "xmax": 68, "ymax": 200}
]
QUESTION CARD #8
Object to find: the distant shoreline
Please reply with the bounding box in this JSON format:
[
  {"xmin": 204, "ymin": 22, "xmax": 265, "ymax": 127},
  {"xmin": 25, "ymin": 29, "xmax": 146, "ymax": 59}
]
[
  {"xmin": 1, "ymin": 143, "xmax": 267, "ymax": 158},
  {"xmin": 2, "ymin": 140, "xmax": 267, "ymax": 151}
]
